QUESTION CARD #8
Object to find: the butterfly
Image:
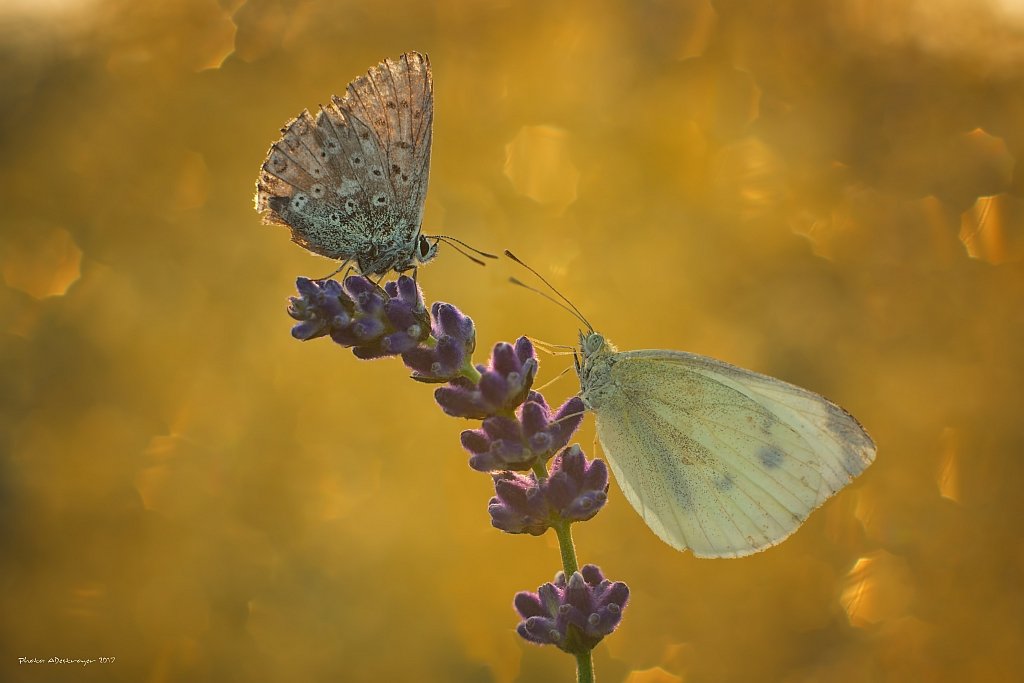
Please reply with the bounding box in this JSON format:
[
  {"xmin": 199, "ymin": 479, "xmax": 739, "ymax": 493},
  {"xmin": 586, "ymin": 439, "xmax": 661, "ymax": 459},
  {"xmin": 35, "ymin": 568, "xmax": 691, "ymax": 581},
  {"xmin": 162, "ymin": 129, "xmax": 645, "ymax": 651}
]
[
  {"xmin": 575, "ymin": 330, "xmax": 876, "ymax": 558},
  {"xmin": 255, "ymin": 52, "xmax": 439, "ymax": 276},
  {"xmin": 505, "ymin": 251, "xmax": 876, "ymax": 558}
]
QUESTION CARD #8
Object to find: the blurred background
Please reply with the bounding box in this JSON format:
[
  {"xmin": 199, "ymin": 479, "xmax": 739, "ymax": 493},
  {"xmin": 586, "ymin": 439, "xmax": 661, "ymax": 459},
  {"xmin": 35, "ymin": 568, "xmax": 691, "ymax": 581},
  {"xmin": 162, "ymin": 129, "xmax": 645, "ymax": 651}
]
[{"xmin": 2, "ymin": 0, "xmax": 1023, "ymax": 681}]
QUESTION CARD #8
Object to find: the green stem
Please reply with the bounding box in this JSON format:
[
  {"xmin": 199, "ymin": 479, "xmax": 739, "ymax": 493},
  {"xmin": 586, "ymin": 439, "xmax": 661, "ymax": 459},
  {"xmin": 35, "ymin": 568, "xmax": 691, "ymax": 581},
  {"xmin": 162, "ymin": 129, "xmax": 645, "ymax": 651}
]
[
  {"xmin": 425, "ymin": 332, "xmax": 593, "ymax": 681},
  {"xmin": 552, "ymin": 522, "xmax": 579, "ymax": 579},
  {"xmin": 575, "ymin": 651, "xmax": 594, "ymax": 683},
  {"xmin": 553, "ymin": 522, "xmax": 593, "ymax": 682},
  {"xmin": 460, "ymin": 358, "xmax": 481, "ymax": 383}
]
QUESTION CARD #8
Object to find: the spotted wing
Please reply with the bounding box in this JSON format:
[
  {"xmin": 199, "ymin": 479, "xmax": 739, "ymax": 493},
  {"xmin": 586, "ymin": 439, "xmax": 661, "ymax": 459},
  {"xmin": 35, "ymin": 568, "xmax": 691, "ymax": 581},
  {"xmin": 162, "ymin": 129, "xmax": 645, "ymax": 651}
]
[
  {"xmin": 336, "ymin": 51, "xmax": 433, "ymax": 228},
  {"xmin": 591, "ymin": 349, "xmax": 875, "ymax": 558},
  {"xmin": 254, "ymin": 52, "xmax": 433, "ymax": 263}
]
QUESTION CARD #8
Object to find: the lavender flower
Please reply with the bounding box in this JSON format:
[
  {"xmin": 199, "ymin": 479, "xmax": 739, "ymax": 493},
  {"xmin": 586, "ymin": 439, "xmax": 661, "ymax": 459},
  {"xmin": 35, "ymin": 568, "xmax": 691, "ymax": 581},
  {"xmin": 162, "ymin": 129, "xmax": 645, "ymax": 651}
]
[
  {"xmin": 543, "ymin": 446, "xmax": 609, "ymax": 523},
  {"xmin": 287, "ymin": 275, "xmax": 430, "ymax": 359},
  {"xmin": 514, "ymin": 565, "xmax": 629, "ymax": 654},
  {"xmin": 435, "ymin": 337, "xmax": 538, "ymax": 418},
  {"xmin": 403, "ymin": 303, "xmax": 476, "ymax": 382},
  {"xmin": 489, "ymin": 471, "xmax": 550, "ymax": 536},
  {"xmin": 287, "ymin": 277, "xmax": 349, "ymax": 341},
  {"xmin": 284, "ymin": 272, "xmax": 629, "ymax": 677},
  {"xmin": 460, "ymin": 394, "xmax": 585, "ymax": 471},
  {"xmin": 489, "ymin": 445, "xmax": 609, "ymax": 534}
]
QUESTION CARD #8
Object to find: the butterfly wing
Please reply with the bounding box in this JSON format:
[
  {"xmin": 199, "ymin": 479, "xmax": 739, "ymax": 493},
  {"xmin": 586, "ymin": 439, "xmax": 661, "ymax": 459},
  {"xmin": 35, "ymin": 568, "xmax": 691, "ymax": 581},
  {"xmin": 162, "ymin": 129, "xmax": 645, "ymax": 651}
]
[
  {"xmin": 337, "ymin": 51, "xmax": 433, "ymax": 230},
  {"xmin": 255, "ymin": 52, "xmax": 433, "ymax": 272},
  {"xmin": 589, "ymin": 349, "xmax": 875, "ymax": 558}
]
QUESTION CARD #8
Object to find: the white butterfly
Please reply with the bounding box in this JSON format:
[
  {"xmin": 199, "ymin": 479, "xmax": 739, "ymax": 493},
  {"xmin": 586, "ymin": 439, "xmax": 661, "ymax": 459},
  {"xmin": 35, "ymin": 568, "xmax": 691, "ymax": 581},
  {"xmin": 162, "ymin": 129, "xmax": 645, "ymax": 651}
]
[{"xmin": 575, "ymin": 331, "xmax": 876, "ymax": 558}]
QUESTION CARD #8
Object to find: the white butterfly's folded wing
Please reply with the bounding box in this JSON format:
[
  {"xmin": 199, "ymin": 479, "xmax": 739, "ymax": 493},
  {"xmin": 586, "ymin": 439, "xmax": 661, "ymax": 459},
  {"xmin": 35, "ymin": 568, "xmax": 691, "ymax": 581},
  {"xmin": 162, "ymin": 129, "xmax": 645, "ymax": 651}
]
[{"xmin": 592, "ymin": 350, "xmax": 875, "ymax": 558}]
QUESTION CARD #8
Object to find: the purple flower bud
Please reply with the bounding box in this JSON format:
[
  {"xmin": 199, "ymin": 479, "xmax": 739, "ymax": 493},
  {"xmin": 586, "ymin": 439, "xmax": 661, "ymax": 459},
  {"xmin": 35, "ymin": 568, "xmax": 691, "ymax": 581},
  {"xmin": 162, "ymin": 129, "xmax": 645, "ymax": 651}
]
[
  {"xmin": 433, "ymin": 337, "xmax": 540, "ymax": 419},
  {"xmin": 488, "ymin": 472, "xmax": 550, "ymax": 536},
  {"xmin": 459, "ymin": 395, "xmax": 585, "ymax": 471},
  {"xmin": 287, "ymin": 277, "xmax": 355, "ymax": 340},
  {"xmin": 352, "ymin": 315, "xmax": 385, "ymax": 341},
  {"xmin": 514, "ymin": 565, "xmax": 629, "ymax": 654},
  {"xmin": 384, "ymin": 276, "xmax": 423, "ymax": 308},
  {"xmin": 291, "ymin": 318, "xmax": 328, "ymax": 341},
  {"xmin": 402, "ymin": 303, "xmax": 476, "ymax": 383},
  {"xmin": 487, "ymin": 446, "xmax": 609, "ymax": 533},
  {"xmin": 342, "ymin": 275, "xmax": 378, "ymax": 299},
  {"xmin": 545, "ymin": 446, "xmax": 609, "ymax": 523},
  {"xmin": 287, "ymin": 276, "xmax": 430, "ymax": 359},
  {"xmin": 381, "ymin": 331, "xmax": 420, "ymax": 354}
]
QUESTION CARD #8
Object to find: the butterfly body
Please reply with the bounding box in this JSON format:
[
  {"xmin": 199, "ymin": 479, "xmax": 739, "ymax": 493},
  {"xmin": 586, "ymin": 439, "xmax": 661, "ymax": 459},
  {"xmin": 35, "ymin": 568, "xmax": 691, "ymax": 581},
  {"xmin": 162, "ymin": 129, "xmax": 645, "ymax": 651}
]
[
  {"xmin": 256, "ymin": 52, "xmax": 436, "ymax": 275},
  {"xmin": 576, "ymin": 331, "xmax": 876, "ymax": 558}
]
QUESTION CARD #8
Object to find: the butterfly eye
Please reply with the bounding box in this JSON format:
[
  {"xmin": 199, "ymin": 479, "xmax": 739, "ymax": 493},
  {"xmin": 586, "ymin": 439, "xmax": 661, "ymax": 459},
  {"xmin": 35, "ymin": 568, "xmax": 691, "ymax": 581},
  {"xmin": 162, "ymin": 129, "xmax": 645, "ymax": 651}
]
[{"xmin": 417, "ymin": 236, "xmax": 436, "ymax": 261}]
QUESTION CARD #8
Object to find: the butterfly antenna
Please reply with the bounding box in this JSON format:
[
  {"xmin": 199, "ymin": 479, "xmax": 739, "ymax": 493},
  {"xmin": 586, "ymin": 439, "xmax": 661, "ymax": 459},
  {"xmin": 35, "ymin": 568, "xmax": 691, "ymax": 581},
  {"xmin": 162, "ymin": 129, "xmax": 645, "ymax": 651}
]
[
  {"xmin": 509, "ymin": 277, "xmax": 594, "ymax": 330},
  {"xmin": 430, "ymin": 235, "xmax": 499, "ymax": 264},
  {"xmin": 504, "ymin": 250, "xmax": 594, "ymax": 332},
  {"xmin": 438, "ymin": 239, "xmax": 488, "ymax": 266}
]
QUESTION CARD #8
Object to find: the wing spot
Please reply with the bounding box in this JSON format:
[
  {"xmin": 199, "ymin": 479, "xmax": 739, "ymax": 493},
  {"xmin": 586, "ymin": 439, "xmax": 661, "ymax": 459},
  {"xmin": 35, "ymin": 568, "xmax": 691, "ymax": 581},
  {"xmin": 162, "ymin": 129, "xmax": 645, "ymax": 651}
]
[
  {"xmin": 310, "ymin": 184, "xmax": 325, "ymax": 198},
  {"xmin": 268, "ymin": 154, "xmax": 288, "ymax": 173},
  {"xmin": 371, "ymin": 167, "xmax": 383, "ymax": 178},
  {"xmin": 344, "ymin": 199, "xmax": 356, "ymax": 212},
  {"xmin": 290, "ymin": 192, "xmax": 309, "ymax": 211},
  {"xmin": 373, "ymin": 193, "xmax": 388, "ymax": 206},
  {"xmin": 386, "ymin": 100, "xmax": 397, "ymax": 109},
  {"xmin": 758, "ymin": 447, "xmax": 784, "ymax": 469},
  {"xmin": 350, "ymin": 154, "xmax": 364, "ymax": 166}
]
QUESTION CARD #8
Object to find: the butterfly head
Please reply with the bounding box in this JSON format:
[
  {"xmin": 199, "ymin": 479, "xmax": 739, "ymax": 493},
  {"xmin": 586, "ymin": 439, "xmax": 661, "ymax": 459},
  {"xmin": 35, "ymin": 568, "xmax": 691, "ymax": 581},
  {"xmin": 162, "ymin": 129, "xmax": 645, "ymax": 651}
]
[
  {"xmin": 579, "ymin": 331, "xmax": 607, "ymax": 356},
  {"xmin": 576, "ymin": 330, "xmax": 616, "ymax": 373}
]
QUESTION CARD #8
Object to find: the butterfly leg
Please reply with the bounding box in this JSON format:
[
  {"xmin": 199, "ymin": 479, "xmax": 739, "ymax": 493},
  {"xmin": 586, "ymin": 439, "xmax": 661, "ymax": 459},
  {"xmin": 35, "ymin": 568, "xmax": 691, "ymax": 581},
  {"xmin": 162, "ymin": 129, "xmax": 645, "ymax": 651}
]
[{"xmin": 318, "ymin": 259, "xmax": 353, "ymax": 281}]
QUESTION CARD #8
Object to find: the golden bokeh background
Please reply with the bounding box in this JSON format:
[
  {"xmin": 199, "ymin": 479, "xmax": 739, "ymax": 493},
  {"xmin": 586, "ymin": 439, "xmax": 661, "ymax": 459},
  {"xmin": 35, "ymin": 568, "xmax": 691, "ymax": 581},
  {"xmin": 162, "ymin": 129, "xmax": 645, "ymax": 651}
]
[{"xmin": 2, "ymin": 0, "xmax": 1023, "ymax": 681}]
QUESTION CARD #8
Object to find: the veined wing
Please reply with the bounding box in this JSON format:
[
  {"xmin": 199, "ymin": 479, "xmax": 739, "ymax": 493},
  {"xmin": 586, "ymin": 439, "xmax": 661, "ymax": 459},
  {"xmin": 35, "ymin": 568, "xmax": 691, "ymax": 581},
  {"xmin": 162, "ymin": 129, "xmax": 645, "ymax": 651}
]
[
  {"xmin": 592, "ymin": 349, "xmax": 875, "ymax": 558},
  {"xmin": 334, "ymin": 51, "xmax": 433, "ymax": 228}
]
